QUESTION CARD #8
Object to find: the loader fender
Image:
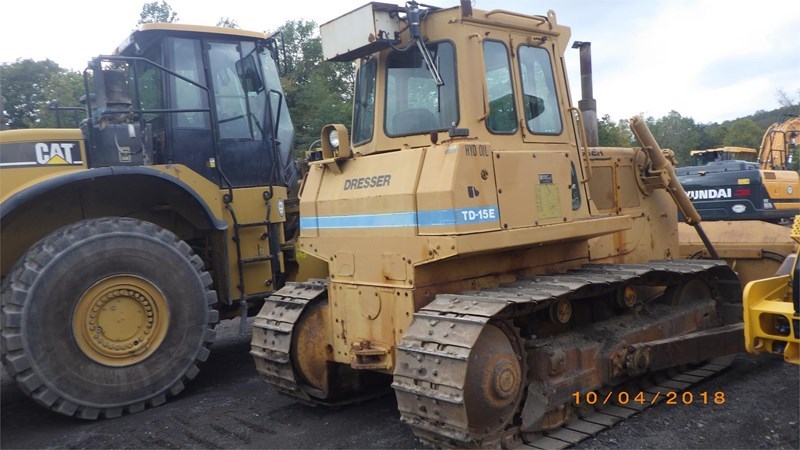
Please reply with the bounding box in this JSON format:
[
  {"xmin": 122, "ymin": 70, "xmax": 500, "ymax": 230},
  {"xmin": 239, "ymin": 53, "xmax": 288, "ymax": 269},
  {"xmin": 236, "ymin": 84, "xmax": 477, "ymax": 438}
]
[{"xmin": 1, "ymin": 166, "xmax": 227, "ymax": 230}]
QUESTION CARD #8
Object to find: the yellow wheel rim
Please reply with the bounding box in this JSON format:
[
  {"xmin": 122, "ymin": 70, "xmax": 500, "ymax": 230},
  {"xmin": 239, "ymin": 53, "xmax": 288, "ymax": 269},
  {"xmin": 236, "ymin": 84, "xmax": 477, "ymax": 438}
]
[{"xmin": 72, "ymin": 275, "xmax": 170, "ymax": 367}]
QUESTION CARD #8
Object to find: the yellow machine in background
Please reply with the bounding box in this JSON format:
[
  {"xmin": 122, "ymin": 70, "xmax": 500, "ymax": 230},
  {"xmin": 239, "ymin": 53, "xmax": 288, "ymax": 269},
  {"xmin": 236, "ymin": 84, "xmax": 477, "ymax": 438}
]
[
  {"xmin": 0, "ymin": 24, "xmax": 317, "ymax": 418},
  {"xmin": 760, "ymin": 116, "xmax": 800, "ymax": 172},
  {"xmin": 689, "ymin": 146, "xmax": 757, "ymax": 165},
  {"xmin": 744, "ymin": 216, "xmax": 800, "ymax": 364}
]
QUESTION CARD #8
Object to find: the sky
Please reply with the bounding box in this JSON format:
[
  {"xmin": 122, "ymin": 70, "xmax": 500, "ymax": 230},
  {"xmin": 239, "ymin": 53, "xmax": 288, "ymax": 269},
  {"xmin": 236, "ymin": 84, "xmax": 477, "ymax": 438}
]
[{"xmin": 1, "ymin": 0, "xmax": 798, "ymax": 124}]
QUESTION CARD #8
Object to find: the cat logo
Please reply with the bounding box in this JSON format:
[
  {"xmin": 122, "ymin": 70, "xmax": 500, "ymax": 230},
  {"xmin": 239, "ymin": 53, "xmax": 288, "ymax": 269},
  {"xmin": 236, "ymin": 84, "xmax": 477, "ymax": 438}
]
[
  {"xmin": 35, "ymin": 142, "xmax": 80, "ymax": 165},
  {"xmin": 0, "ymin": 141, "xmax": 83, "ymax": 168}
]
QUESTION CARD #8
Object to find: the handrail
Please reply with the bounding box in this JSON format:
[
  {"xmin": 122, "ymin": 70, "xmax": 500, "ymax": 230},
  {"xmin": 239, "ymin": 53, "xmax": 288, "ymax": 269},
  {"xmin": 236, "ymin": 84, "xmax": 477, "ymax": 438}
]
[
  {"xmin": 84, "ymin": 55, "xmax": 235, "ymax": 201},
  {"xmin": 569, "ymin": 106, "xmax": 592, "ymax": 183},
  {"xmin": 486, "ymin": 9, "xmax": 548, "ymax": 24}
]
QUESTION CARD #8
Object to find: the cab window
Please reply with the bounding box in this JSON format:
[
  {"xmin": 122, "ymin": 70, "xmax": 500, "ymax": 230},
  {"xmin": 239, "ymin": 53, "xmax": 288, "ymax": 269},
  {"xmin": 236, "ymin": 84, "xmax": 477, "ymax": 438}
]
[
  {"xmin": 209, "ymin": 42, "xmax": 256, "ymax": 140},
  {"xmin": 483, "ymin": 40, "xmax": 517, "ymax": 134},
  {"xmin": 518, "ymin": 45, "xmax": 562, "ymax": 135},
  {"xmin": 353, "ymin": 57, "xmax": 377, "ymax": 145},
  {"xmin": 169, "ymin": 37, "xmax": 209, "ymax": 129},
  {"xmin": 384, "ymin": 41, "xmax": 458, "ymax": 137}
]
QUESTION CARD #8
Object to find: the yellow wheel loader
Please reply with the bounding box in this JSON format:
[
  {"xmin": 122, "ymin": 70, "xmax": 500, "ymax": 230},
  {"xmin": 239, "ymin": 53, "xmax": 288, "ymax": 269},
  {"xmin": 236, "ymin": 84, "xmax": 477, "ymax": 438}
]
[
  {"xmin": 744, "ymin": 215, "xmax": 800, "ymax": 364},
  {"xmin": 0, "ymin": 24, "xmax": 323, "ymax": 419},
  {"xmin": 250, "ymin": 2, "xmax": 767, "ymax": 447}
]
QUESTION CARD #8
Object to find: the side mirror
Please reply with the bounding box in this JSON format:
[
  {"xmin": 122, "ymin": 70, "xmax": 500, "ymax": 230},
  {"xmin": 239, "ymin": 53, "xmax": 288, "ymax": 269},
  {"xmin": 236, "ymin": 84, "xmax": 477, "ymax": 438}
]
[{"xmin": 235, "ymin": 54, "xmax": 264, "ymax": 93}]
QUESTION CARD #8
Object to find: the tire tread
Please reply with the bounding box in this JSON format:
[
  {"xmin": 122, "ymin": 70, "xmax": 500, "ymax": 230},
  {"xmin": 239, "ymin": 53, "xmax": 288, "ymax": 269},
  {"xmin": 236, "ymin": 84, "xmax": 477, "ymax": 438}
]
[{"xmin": 0, "ymin": 217, "xmax": 219, "ymax": 419}]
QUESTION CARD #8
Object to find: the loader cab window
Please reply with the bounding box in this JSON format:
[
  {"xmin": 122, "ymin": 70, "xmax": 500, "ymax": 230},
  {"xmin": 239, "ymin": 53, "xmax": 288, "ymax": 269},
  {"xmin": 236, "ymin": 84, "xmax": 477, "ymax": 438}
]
[
  {"xmin": 518, "ymin": 46, "xmax": 562, "ymax": 135},
  {"xmin": 353, "ymin": 57, "xmax": 377, "ymax": 145},
  {"xmin": 137, "ymin": 47, "xmax": 164, "ymax": 124},
  {"xmin": 384, "ymin": 41, "xmax": 457, "ymax": 137},
  {"xmin": 209, "ymin": 42, "xmax": 249, "ymax": 139},
  {"xmin": 169, "ymin": 38, "xmax": 209, "ymax": 129},
  {"xmin": 483, "ymin": 40, "xmax": 517, "ymax": 134}
]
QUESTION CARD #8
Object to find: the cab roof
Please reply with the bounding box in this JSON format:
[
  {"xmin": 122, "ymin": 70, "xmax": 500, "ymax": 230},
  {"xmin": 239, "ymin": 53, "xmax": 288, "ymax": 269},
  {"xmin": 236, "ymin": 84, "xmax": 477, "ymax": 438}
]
[{"xmin": 115, "ymin": 23, "xmax": 273, "ymax": 56}]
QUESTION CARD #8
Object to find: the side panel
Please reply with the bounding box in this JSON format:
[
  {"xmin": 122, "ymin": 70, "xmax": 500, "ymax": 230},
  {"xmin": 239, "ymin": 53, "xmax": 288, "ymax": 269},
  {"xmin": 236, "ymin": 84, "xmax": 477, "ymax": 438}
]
[
  {"xmin": 762, "ymin": 169, "xmax": 800, "ymax": 213},
  {"xmin": 494, "ymin": 150, "xmax": 578, "ymax": 228},
  {"xmin": 416, "ymin": 141, "xmax": 501, "ymax": 235},
  {"xmin": 301, "ymin": 149, "xmax": 426, "ymax": 239},
  {"xmin": 0, "ymin": 129, "xmax": 87, "ymax": 201},
  {"xmin": 679, "ymin": 168, "xmax": 798, "ymax": 220}
]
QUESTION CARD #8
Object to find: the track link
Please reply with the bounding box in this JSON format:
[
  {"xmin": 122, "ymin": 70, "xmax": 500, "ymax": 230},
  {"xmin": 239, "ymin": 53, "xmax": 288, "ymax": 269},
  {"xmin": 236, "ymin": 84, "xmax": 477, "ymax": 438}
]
[
  {"xmin": 250, "ymin": 280, "xmax": 327, "ymax": 402},
  {"xmin": 393, "ymin": 260, "xmax": 740, "ymax": 448},
  {"xmin": 518, "ymin": 355, "xmax": 735, "ymax": 450}
]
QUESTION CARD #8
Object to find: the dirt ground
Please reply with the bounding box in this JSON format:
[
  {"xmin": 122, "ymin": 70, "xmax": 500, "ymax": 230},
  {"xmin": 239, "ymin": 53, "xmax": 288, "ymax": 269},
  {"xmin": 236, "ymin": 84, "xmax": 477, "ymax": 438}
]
[{"xmin": 2, "ymin": 318, "xmax": 798, "ymax": 449}]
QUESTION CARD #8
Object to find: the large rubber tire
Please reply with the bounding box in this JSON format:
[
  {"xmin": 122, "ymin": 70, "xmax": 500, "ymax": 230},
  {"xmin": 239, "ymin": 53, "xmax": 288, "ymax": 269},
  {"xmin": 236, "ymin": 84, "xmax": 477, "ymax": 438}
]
[{"xmin": 0, "ymin": 218, "xmax": 218, "ymax": 419}]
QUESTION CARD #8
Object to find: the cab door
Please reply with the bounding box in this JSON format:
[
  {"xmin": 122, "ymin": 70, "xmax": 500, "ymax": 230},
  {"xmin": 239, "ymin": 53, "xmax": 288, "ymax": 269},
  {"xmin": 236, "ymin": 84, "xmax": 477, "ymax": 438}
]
[
  {"xmin": 487, "ymin": 33, "xmax": 591, "ymax": 229},
  {"xmin": 207, "ymin": 40, "xmax": 277, "ymax": 188}
]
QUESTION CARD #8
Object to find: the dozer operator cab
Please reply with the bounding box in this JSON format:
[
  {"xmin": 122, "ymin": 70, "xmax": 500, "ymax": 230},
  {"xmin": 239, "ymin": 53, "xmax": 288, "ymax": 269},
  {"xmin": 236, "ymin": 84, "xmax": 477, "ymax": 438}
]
[
  {"xmin": 80, "ymin": 24, "xmax": 295, "ymax": 189},
  {"xmin": 321, "ymin": 2, "xmax": 573, "ymax": 157}
]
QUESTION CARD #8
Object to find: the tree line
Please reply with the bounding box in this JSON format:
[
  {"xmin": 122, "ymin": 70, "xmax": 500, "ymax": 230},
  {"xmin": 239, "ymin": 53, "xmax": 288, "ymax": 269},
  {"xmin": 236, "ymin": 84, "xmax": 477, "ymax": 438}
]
[
  {"xmin": 1, "ymin": 1, "xmax": 797, "ymax": 164},
  {"xmin": 598, "ymin": 98, "xmax": 799, "ymax": 165}
]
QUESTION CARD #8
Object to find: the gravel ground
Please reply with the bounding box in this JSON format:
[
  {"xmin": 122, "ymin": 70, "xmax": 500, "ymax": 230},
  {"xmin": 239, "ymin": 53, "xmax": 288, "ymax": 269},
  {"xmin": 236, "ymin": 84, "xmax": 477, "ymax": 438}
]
[{"xmin": 2, "ymin": 318, "xmax": 798, "ymax": 449}]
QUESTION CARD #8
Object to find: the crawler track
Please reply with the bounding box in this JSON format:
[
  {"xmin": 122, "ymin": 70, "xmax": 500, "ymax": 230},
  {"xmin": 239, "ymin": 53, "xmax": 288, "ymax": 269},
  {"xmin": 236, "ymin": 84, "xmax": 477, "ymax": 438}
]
[
  {"xmin": 393, "ymin": 260, "xmax": 740, "ymax": 448},
  {"xmin": 516, "ymin": 355, "xmax": 734, "ymax": 450},
  {"xmin": 250, "ymin": 280, "xmax": 327, "ymax": 403},
  {"xmin": 252, "ymin": 261, "xmax": 741, "ymax": 448}
]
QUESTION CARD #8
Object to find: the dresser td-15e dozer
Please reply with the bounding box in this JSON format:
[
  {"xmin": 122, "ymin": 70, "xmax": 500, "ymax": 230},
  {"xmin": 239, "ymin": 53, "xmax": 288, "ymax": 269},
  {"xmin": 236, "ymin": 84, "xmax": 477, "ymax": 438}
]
[{"xmin": 250, "ymin": 2, "xmax": 757, "ymax": 447}]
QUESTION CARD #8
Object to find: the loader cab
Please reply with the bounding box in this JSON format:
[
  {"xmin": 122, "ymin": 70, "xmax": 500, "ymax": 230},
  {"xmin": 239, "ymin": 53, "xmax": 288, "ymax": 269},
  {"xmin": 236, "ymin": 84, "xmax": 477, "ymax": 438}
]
[{"xmin": 84, "ymin": 24, "xmax": 294, "ymax": 189}]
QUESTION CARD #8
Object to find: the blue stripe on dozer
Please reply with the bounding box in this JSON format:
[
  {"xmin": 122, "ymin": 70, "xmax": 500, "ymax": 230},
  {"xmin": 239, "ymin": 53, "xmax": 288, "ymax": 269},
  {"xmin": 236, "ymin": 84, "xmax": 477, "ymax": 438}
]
[{"xmin": 300, "ymin": 206, "xmax": 500, "ymax": 230}]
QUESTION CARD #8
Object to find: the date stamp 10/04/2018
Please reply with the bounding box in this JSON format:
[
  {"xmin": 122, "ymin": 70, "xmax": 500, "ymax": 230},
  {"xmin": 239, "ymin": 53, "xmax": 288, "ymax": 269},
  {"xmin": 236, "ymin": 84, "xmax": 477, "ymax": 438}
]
[{"xmin": 572, "ymin": 391, "xmax": 727, "ymax": 406}]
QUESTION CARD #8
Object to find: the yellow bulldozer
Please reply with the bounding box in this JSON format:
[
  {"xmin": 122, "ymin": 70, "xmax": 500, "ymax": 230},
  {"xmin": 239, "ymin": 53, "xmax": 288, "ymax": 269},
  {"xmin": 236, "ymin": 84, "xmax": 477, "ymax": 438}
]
[
  {"xmin": 249, "ymin": 2, "xmax": 790, "ymax": 448},
  {"xmin": 0, "ymin": 24, "xmax": 326, "ymax": 418}
]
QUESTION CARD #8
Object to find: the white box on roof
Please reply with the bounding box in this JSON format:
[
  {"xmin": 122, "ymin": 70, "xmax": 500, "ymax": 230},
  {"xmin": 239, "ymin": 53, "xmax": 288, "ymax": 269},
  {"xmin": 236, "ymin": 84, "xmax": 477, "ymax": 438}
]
[{"xmin": 320, "ymin": 2, "xmax": 402, "ymax": 62}]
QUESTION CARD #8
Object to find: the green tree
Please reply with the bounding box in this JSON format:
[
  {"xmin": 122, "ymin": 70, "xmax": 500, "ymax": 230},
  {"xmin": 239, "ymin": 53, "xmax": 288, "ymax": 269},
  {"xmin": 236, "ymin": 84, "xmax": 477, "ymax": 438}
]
[
  {"xmin": 707, "ymin": 124, "xmax": 729, "ymax": 149},
  {"xmin": 645, "ymin": 111, "xmax": 702, "ymax": 165},
  {"xmin": 276, "ymin": 20, "xmax": 355, "ymax": 151},
  {"xmin": 216, "ymin": 17, "xmax": 239, "ymax": 28},
  {"xmin": 722, "ymin": 119, "xmax": 762, "ymax": 148},
  {"xmin": 38, "ymin": 71, "xmax": 86, "ymax": 128},
  {"xmin": 138, "ymin": 1, "xmax": 178, "ymax": 24},
  {"xmin": 1, "ymin": 59, "xmax": 84, "ymax": 130},
  {"xmin": 597, "ymin": 114, "xmax": 633, "ymax": 147}
]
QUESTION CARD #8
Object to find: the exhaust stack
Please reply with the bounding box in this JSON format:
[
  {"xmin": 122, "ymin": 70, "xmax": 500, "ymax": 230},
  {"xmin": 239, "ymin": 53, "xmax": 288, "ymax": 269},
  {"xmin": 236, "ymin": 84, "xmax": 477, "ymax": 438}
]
[{"xmin": 572, "ymin": 41, "xmax": 598, "ymax": 147}]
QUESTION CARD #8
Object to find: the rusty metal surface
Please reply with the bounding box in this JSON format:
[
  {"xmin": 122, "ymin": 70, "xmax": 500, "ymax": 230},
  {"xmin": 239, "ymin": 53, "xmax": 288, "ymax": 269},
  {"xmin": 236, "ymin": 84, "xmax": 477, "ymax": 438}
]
[
  {"xmin": 626, "ymin": 323, "xmax": 745, "ymax": 374},
  {"xmin": 392, "ymin": 260, "xmax": 740, "ymax": 448}
]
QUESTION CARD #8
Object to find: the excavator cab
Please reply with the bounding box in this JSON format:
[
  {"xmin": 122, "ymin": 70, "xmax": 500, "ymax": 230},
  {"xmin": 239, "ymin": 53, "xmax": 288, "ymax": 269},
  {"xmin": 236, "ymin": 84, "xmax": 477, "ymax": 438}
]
[{"xmin": 82, "ymin": 24, "xmax": 295, "ymax": 189}]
